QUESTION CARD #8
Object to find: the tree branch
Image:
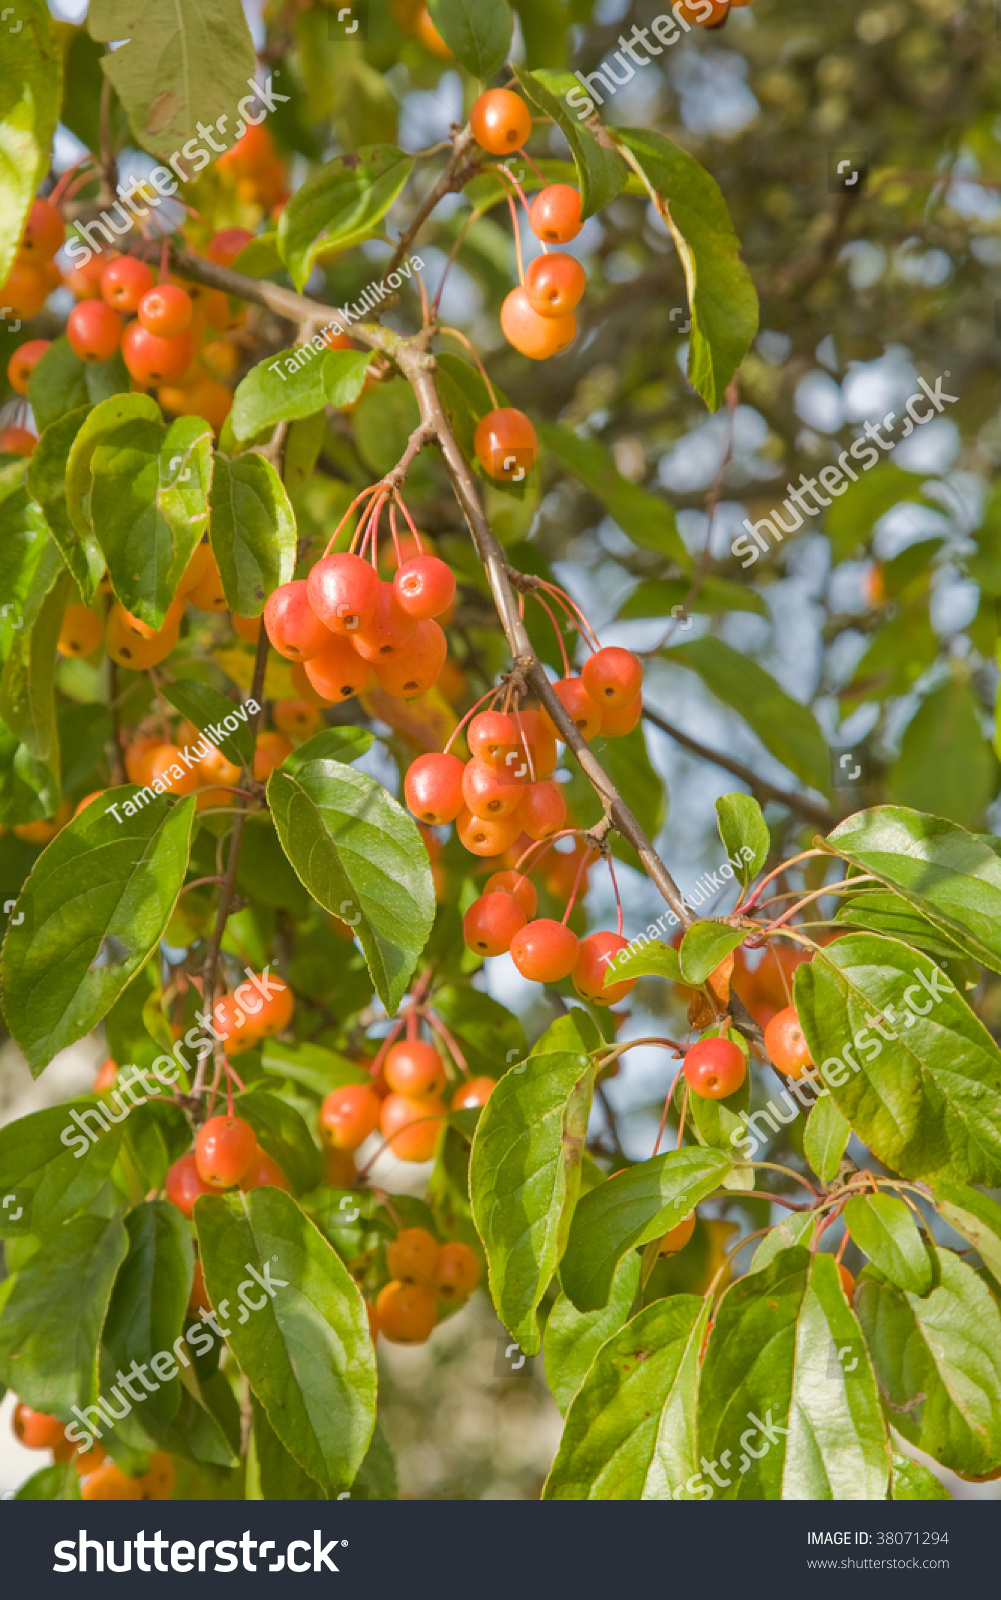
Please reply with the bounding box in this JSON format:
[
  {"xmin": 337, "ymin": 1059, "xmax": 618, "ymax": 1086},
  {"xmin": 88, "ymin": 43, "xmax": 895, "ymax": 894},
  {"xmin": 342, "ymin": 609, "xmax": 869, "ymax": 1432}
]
[{"xmin": 642, "ymin": 704, "xmax": 836, "ymax": 830}]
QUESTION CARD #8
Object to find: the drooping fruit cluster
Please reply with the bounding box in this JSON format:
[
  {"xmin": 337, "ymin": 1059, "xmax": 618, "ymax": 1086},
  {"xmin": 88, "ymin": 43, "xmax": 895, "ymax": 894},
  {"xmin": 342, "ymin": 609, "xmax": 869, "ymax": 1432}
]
[
  {"xmin": 116, "ymin": 710, "xmax": 295, "ymax": 815},
  {"xmin": 468, "ymin": 90, "xmax": 586, "ymax": 362},
  {"xmin": 370, "ymin": 1226, "xmax": 481, "ymax": 1344},
  {"xmin": 265, "ymin": 495, "xmax": 454, "ymax": 705},
  {"xmin": 11, "ymin": 1402, "xmax": 174, "ymax": 1499}
]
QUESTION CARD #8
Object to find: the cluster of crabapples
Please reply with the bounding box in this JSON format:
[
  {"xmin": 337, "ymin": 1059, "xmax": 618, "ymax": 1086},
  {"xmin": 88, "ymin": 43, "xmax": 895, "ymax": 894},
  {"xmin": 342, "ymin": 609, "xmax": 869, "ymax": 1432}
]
[
  {"xmin": 318, "ymin": 1037, "xmax": 496, "ymax": 1174},
  {"xmin": 403, "ymin": 644, "xmax": 644, "ymax": 990},
  {"xmin": 263, "ymin": 533, "xmax": 454, "ymax": 705},
  {"xmin": 11, "ymin": 1402, "xmax": 174, "ymax": 1501},
  {"xmin": 468, "ymin": 89, "xmax": 587, "ymax": 363},
  {"xmin": 2, "ymin": 120, "xmax": 294, "ymax": 456},
  {"xmin": 372, "ymin": 1227, "xmax": 481, "ymax": 1345}
]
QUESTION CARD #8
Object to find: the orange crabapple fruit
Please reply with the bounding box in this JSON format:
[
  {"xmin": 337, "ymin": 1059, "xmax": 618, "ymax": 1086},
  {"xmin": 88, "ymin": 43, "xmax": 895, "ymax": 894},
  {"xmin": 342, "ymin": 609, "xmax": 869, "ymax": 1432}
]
[
  {"xmin": 519, "ymin": 779, "xmax": 566, "ymax": 841},
  {"xmin": 7, "ymin": 338, "xmax": 50, "ymax": 394},
  {"xmin": 307, "ymin": 552, "xmax": 380, "ymax": 636},
  {"xmin": 393, "ymin": 555, "xmax": 455, "ymax": 619},
  {"xmin": 469, "ymin": 88, "xmax": 533, "ymax": 155},
  {"xmin": 473, "ymin": 407, "xmax": 537, "ymax": 482},
  {"xmin": 303, "ymin": 635, "xmax": 372, "ymax": 703},
  {"xmin": 456, "ymin": 806, "xmax": 523, "ymax": 858},
  {"xmin": 683, "ymin": 1036, "xmax": 746, "ymax": 1100},
  {"xmin": 379, "ymin": 1092, "xmax": 445, "ymax": 1162},
  {"xmin": 386, "ymin": 1227, "xmax": 439, "ymax": 1285},
  {"xmin": 581, "ymin": 646, "xmax": 643, "ymax": 709},
  {"xmin": 376, "ymin": 1280, "xmax": 437, "ymax": 1343},
  {"xmin": 764, "ymin": 1004, "xmax": 813, "ymax": 1079},
  {"xmin": 195, "ymin": 1115, "xmax": 258, "ymax": 1189},
  {"xmin": 501, "ymin": 286, "xmax": 576, "ymax": 360},
  {"xmin": 528, "ymin": 184, "xmax": 583, "ymax": 244},
  {"xmin": 166, "ymin": 1152, "xmax": 215, "ymax": 1218},
  {"xmin": 510, "ymin": 918, "xmax": 580, "ymax": 982},
  {"xmin": 658, "ymin": 1212, "xmax": 696, "ymax": 1255},
  {"xmin": 404, "ymin": 751, "xmax": 465, "ymax": 825},
  {"xmin": 461, "ymin": 755, "xmax": 525, "ymax": 820},
  {"xmin": 484, "ymin": 869, "xmax": 537, "ymax": 917},
  {"xmin": 543, "ymin": 678, "xmax": 603, "ymax": 741},
  {"xmin": 451, "ymin": 1076, "xmax": 496, "ymax": 1110},
  {"xmin": 463, "ymin": 890, "xmax": 527, "ymax": 957},
  {"xmin": 372, "ymin": 617, "xmax": 446, "ymax": 697},
  {"xmin": 384, "ymin": 1039, "xmax": 446, "ymax": 1099},
  {"xmin": 573, "ymin": 931, "xmax": 637, "ymax": 1005},
  {"xmin": 524, "ymin": 252, "xmax": 587, "ymax": 319},
  {"xmin": 319, "ymin": 1084, "xmax": 382, "ymax": 1150},
  {"xmin": 433, "ymin": 1241, "xmax": 480, "ymax": 1303}
]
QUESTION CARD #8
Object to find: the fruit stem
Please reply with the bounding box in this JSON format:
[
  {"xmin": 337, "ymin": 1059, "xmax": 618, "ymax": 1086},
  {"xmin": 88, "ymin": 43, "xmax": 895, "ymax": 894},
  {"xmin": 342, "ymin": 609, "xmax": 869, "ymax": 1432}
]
[
  {"xmin": 606, "ymin": 852, "xmax": 624, "ymax": 938},
  {"xmin": 324, "ymin": 483, "xmax": 383, "ymax": 559},
  {"xmin": 750, "ymin": 1160, "xmax": 820, "ymax": 1197},
  {"xmin": 443, "ymin": 682, "xmax": 504, "ymax": 754},
  {"xmin": 532, "ymin": 590, "xmax": 571, "ymax": 677},
  {"xmin": 759, "ymin": 876, "xmax": 877, "ymax": 935},
  {"xmin": 423, "ymin": 1009, "xmax": 469, "ymax": 1078},
  {"xmin": 538, "ymin": 580, "xmax": 601, "ymax": 652},
  {"xmin": 505, "ymin": 190, "xmax": 526, "ymax": 285},
  {"xmin": 734, "ymin": 848, "xmax": 828, "ymax": 915},
  {"xmin": 434, "ymin": 326, "xmax": 500, "ymax": 409},
  {"xmin": 49, "ymin": 155, "xmax": 95, "ymax": 206},
  {"xmin": 561, "ymin": 841, "xmax": 597, "ymax": 925},
  {"xmin": 652, "ymin": 1062, "xmax": 686, "ymax": 1157},
  {"xmin": 675, "ymin": 1084, "xmax": 690, "ymax": 1148},
  {"xmin": 368, "ymin": 1015, "xmax": 407, "ymax": 1079}
]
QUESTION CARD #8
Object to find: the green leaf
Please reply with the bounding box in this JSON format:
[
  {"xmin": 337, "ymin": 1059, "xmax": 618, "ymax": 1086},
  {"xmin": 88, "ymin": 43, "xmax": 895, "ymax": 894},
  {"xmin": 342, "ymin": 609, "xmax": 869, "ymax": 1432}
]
[
  {"xmin": 208, "ymin": 452, "xmax": 295, "ymax": 617},
  {"xmin": 803, "ymin": 1096, "xmax": 850, "ymax": 1186},
  {"xmin": 0, "ymin": 1101, "xmax": 124, "ymax": 1237},
  {"xmin": 14, "ymin": 1462, "xmax": 81, "ymax": 1500},
  {"xmin": 606, "ymin": 938, "xmax": 682, "ymax": 987},
  {"xmin": 0, "ymin": 485, "xmax": 56, "ymax": 654},
  {"xmin": 844, "ymin": 1194, "xmax": 932, "ymax": 1296},
  {"xmin": 890, "ymin": 1453, "xmax": 951, "ymax": 1500},
  {"xmin": 251, "ymin": 1393, "xmax": 325, "ymax": 1499},
  {"xmin": 795, "ymin": 932, "xmax": 1001, "ymax": 1186},
  {"xmin": 87, "ymin": 0, "xmax": 257, "ymax": 163},
  {"xmin": 748, "ymin": 1211, "xmax": 814, "ymax": 1272},
  {"xmin": 28, "ymin": 337, "xmax": 129, "ymax": 435},
  {"xmin": 535, "ymin": 421, "xmax": 688, "ymax": 564},
  {"xmin": 236, "ymin": 1089, "xmax": 323, "ymax": 1194},
  {"xmin": 90, "ymin": 412, "xmax": 214, "ymax": 629},
  {"xmin": 277, "ymin": 146, "xmax": 415, "ymax": 291},
  {"xmin": 511, "ymin": 68, "xmax": 628, "ymax": 219},
  {"xmin": 102, "ymin": 1201, "xmax": 193, "ymax": 1428},
  {"xmin": 930, "ymin": 1182, "xmax": 1001, "ymax": 1284},
  {"xmin": 279, "ymin": 725, "xmax": 373, "ymax": 772},
  {"xmin": 615, "ymin": 128, "xmax": 758, "ymax": 412},
  {"xmin": 194, "ymin": 1186, "xmax": 376, "ymax": 1497},
  {"xmin": 230, "ymin": 346, "xmax": 371, "ymax": 442},
  {"xmin": 0, "ymin": 569, "xmax": 68, "ymax": 790},
  {"xmin": 0, "ymin": 0, "xmax": 61, "ymax": 286},
  {"xmin": 826, "ymin": 806, "xmax": 1001, "ymax": 974},
  {"xmin": 715, "ymin": 794, "xmax": 769, "ymax": 891},
  {"xmin": 267, "ymin": 757, "xmax": 434, "ymax": 1015},
  {"xmin": 835, "ymin": 889, "xmax": 972, "ymax": 961},
  {"xmin": 887, "ymin": 679, "xmax": 996, "ymax": 829},
  {"xmin": 1, "ymin": 790, "xmax": 195, "ymax": 1073},
  {"xmin": 543, "ymin": 1253, "xmax": 640, "ymax": 1417},
  {"xmin": 699, "ymin": 1248, "xmax": 890, "ymax": 1499},
  {"xmin": 560, "ymin": 1148, "xmax": 731, "ymax": 1313},
  {"xmin": 352, "ymin": 378, "xmax": 421, "ymax": 476},
  {"xmin": 0, "ymin": 1213, "xmax": 128, "ymax": 1415},
  {"xmin": 543, "ymin": 1294, "xmax": 708, "ymax": 1499},
  {"xmin": 162, "ymin": 679, "xmax": 255, "ymax": 766},
  {"xmin": 856, "ymin": 1248, "xmax": 1001, "ymax": 1480},
  {"xmin": 27, "ymin": 408, "xmax": 106, "ymax": 603},
  {"xmin": 262, "ymin": 1038, "xmax": 369, "ymax": 1098},
  {"xmin": 663, "ymin": 637, "xmax": 831, "ymax": 796},
  {"xmin": 428, "ymin": 0, "xmax": 512, "ymax": 80},
  {"xmin": 679, "ymin": 920, "xmax": 746, "ymax": 986},
  {"xmin": 469, "ymin": 1011, "xmax": 601, "ymax": 1354}
]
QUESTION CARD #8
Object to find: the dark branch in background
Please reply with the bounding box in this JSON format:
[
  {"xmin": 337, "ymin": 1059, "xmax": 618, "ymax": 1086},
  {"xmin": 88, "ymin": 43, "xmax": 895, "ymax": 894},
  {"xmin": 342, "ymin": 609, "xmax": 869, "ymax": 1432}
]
[
  {"xmin": 642, "ymin": 704, "xmax": 836, "ymax": 830},
  {"xmin": 386, "ymin": 127, "xmax": 480, "ymax": 277},
  {"xmin": 139, "ymin": 244, "xmax": 693, "ymax": 925}
]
